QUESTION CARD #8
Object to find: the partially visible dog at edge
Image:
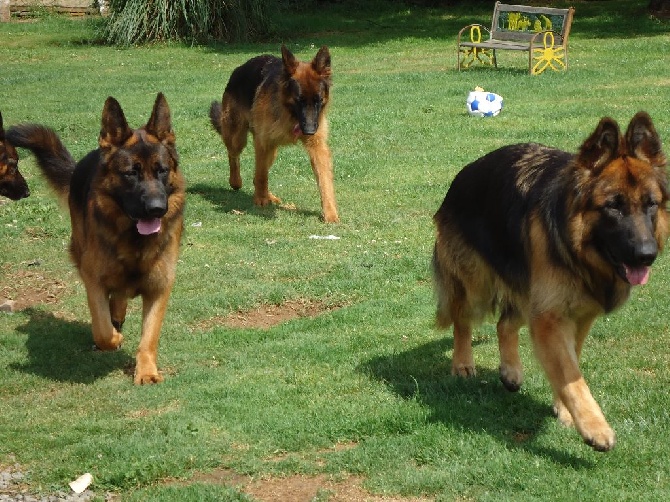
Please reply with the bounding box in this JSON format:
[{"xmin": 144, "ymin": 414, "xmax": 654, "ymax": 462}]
[
  {"xmin": 7, "ymin": 93, "xmax": 186, "ymax": 384},
  {"xmin": 209, "ymin": 44, "xmax": 339, "ymax": 223},
  {"xmin": 432, "ymin": 112, "xmax": 668, "ymax": 451},
  {"xmin": 0, "ymin": 111, "xmax": 30, "ymax": 201}
]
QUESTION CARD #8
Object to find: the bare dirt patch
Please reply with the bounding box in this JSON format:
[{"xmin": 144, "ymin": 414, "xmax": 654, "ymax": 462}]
[
  {"xmin": 0, "ymin": 265, "xmax": 71, "ymax": 312},
  {"xmin": 189, "ymin": 469, "xmax": 431, "ymax": 502},
  {"xmin": 194, "ymin": 298, "xmax": 343, "ymax": 331},
  {"xmin": 184, "ymin": 444, "xmax": 431, "ymax": 501}
]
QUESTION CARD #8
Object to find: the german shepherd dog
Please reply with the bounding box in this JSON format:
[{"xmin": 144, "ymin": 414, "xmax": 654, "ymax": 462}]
[
  {"xmin": 209, "ymin": 45, "xmax": 339, "ymax": 223},
  {"xmin": 0, "ymin": 112, "xmax": 30, "ymax": 200},
  {"xmin": 432, "ymin": 112, "xmax": 668, "ymax": 451},
  {"xmin": 7, "ymin": 93, "xmax": 185, "ymax": 384}
]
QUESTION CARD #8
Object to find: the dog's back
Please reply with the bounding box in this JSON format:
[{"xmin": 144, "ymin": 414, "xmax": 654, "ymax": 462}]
[
  {"xmin": 224, "ymin": 55, "xmax": 279, "ymax": 110},
  {"xmin": 209, "ymin": 55, "xmax": 278, "ymax": 134}
]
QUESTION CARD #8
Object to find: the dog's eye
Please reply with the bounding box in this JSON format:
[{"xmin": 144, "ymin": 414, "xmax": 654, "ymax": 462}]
[
  {"xmin": 155, "ymin": 163, "xmax": 169, "ymax": 175},
  {"xmin": 122, "ymin": 163, "xmax": 141, "ymax": 178},
  {"xmin": 646, "ymin": 199, "xmax": 659, "ymax": 214},
  {"xmin": 603, "ymin": 197, "xmax": 624, "ymax": 215}
]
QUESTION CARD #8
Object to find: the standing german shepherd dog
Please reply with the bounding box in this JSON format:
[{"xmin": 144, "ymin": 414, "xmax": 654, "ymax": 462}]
[
  {"xmin": 8, "ymin": 93, "xmax": 185, "ymax": 384},
  {"xmin": 0, "ymin": 112, "xmax": 30, "ymax": 200},
  {"xmin": 433, "ymin": 112, "xmax": 668, "ymax": 451},
  {"xmin": 209, "ymin": 45, "xmax": 339, "ymax": 223}
]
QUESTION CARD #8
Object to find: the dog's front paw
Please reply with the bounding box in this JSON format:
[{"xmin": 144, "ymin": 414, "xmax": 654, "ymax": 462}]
[
  {"xmin": 576, "ymin": 415, "xmax": 616, "ymax": 452},
  {"xmin": 134, "ymin": 371, "xmax": 164, "ymax": 385},
  {"xmin": 254, "ymin": 192, "xmax": 282, "ymax": 206},
  {"xmin": 499, "ymin": 363, "xmax": 523, "ymax": 392},
  {"xmin": 323, "ymin": 212, "xmax": 340, "ymax": 223},
  {"xmin": 134, "ymin": 352, "xmax": 163, "ymax": 384},
  {"xmin": 229, "ymin": 174, "xmax": 242, "ymax": 190},
  {"xmin": 452, "ymin": 362, "xmax": 476, "ymax": 377},
  {"xmin": 93, "ymin": 330, "xmax": 124, "ymax": 351},
  {"xmin": 582, "ymin": 424, "xmax": 616, "ymax": 452}
]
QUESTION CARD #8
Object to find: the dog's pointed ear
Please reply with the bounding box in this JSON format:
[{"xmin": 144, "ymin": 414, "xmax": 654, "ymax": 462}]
[
  {"xmin": 625, "ymin": 111, "xmax": 665, "ymax": 167},
  {"xmin": 577, "ymin": 117, "xmax": 621, "ymax": 174},
  {"xmin": 145, "ymin": 93, "xmax": 175, "ymax": 147},
  {"xmin": 281, "ymin": 44, "xmax": 299, "ymax": 75},
  {"xmin": 312, "ymin": 46, "xmax": 331, "ymax": 77},
  {"xmin": 99, "ymin": 97, "xmax": 133, "ymax": 149}
]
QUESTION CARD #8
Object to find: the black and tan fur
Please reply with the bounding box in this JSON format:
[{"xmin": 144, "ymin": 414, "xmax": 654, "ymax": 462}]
[
  {"xmin": 8, "ymin": 94, "xmax": 185, "ymax": 384},
  {"xmin": 432, "ymin": 112, "xmax": 668, "ymax": 451},
  {"xmin": 210, "ymin": 45, "xmax": 339, "ymax": 223},
  {"xmin": 0, "ymin": 112, "xmax": 30, "ymax": 200}
]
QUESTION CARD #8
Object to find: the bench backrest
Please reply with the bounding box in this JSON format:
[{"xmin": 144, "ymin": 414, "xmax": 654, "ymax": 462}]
[{"xmin": 490, "ymin": 2, "xmax": 574, "ymax": 45}]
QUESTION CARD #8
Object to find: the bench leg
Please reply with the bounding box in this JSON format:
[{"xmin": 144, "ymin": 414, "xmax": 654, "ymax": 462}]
[{"xmin": 458, "ymin": 46, "xmax": 495, "ymax": 70}]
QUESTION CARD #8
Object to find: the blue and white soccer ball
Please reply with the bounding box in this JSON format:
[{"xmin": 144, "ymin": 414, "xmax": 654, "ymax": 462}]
[{"xmin": 466, "ymin": 90, "xmax": 503, "ymax": 117}]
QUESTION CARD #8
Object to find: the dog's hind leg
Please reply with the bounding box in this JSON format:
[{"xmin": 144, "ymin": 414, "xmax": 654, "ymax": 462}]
[
  {"xmin": 497, "ymin": 305, "xmax": 524, "ymax": 392},
  {"xmin": 451, "ymin": 309, "xmax": 476, "ymax": 377},
  {"xmin": 432, "ymin": 228, "xmax": 477, "ymax": 377},
  {"xmin": 219, "ymin": 94, "xmax": 247, "ymax": 190},
  {"xmin": 109, "ymin": 294, "xmax": 128, "ymax": 332},
  {"xmin": 252, "ymin": 140, "xmax": 281, "ymax": 206}
]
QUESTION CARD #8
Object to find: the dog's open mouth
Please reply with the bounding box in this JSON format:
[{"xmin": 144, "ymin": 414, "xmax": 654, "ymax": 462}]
[
  {"xmin": 622, "ymin": 264, "xmax": 650, "ymax": 286},
  {"xmin": 136, "ymin": 218, "xmax": 162, "ymax": 235}
]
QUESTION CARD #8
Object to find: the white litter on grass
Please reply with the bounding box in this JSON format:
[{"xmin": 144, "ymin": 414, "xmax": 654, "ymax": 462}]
[
  {"xmin": 308, "ymin": 235, "xmax": 340, "ymax": 240},
  {"xmin": 191, "ymin": 221, "xmax": 202, "ymax": 227},
  {"xmin": 69, "ymin": 473, "xmax": 93, "ymax": 494}
]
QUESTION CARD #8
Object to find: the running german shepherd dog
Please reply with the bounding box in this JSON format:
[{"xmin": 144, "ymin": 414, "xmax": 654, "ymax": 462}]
[
  {"xmin": 209, "ymin": 45, "xmax": 339, "ymax": 223},
  {"xmin": 8, "ymin": 93, "xmax": 185, "ymax": 384},
  {"xmin": 432, "ymin": 112, "xmax": 668, "ymax": 451},
  {"xmin": 0, "ymin": 112, "xmax": 30, "ymax": 200}
]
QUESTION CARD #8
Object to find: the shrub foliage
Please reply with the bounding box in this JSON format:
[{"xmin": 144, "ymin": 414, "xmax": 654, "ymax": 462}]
[{"xmin": 102, "ymin": 0, "xmax": 274, "ymax": 45}]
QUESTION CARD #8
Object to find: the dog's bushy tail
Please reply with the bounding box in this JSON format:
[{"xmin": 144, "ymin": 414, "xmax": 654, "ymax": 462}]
[
  {"xmin": 7, "ymin": 124, "xmax": 75, "ymax": 203},
  {"xmin": 209, "ymin": 101, "xmax": 223, "ymax": 135}
]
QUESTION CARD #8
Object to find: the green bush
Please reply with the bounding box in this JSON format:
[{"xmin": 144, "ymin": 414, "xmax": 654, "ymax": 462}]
[{"xmin": 101, "ymin": 0, "xmax": 275, "ymax": 45}]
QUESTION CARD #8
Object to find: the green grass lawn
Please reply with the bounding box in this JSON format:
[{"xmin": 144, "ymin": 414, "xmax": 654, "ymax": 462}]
[{"xmin": 1, "ymin": 1, "xmax": 670, "ymax": 500}]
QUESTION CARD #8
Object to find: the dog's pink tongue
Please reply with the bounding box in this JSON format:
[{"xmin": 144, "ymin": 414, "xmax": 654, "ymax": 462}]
[
  {"xmin": 136, "ymin": 218, "xmax": 161, "ymax": 235},
  {"xmin": 293, "ymin": 123, "xmax": 301, "ymax": 137},
  {"xmin": 625, "ymin": 265, "xmax": 650, "ymax": 286}
]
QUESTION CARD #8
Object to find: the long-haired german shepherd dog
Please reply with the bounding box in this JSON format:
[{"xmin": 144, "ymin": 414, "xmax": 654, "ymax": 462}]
[
  {"xmin": 432, "ymin": 112, "xmax": 668, "ymax": 451},
  {"xmin": 7, "ymin": 93, "xmax": 185, "ymax": 384},
  {"xmin": 209, "ymin": 45, "xmax": 339, "ymax": 223},
  {"xmin": 0, "ymin": 112, "xmax": 30, "ymax": 200}
]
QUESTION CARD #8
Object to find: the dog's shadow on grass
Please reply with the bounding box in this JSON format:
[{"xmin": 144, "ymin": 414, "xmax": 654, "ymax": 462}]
[
  {"xmin": 188, "ymin": 182, "xmax": 322, "ymax": 220},
  {"xmin": 360, "ymin": 337, "xmax": 596, "ymax": 468},
  {"xmin": 11, "ymin": 308, "xmax": 134, "ymax": 384}
]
